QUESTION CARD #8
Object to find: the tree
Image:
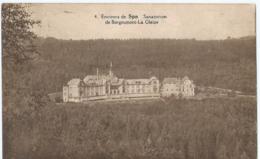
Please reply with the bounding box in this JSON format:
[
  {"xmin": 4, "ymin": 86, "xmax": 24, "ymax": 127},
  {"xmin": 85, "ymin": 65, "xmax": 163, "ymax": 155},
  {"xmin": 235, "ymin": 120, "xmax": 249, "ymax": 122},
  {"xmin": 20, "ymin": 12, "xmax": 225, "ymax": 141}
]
[
  {"xmin": 2, "ymin": 4, "xmax": 40, "ymax": 66},
  {"xmin": 2, "ymin": 5, "xmax": 42, "ymax": 159},
  {"xmin": 2, "ymin": 4, "xmax": 43, "ymax": 114},
  {"xmin": 2, "ymin": 4, "xmax": 40, "ymax": 94}
]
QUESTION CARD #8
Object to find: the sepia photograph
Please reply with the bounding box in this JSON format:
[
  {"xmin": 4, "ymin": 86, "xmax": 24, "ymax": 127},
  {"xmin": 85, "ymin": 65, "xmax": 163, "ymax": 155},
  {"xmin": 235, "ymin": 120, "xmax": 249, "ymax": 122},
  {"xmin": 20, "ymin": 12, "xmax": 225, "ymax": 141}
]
[{"xmin": 2, "ymin": 3, "xmax": 256, "ymax": 159}]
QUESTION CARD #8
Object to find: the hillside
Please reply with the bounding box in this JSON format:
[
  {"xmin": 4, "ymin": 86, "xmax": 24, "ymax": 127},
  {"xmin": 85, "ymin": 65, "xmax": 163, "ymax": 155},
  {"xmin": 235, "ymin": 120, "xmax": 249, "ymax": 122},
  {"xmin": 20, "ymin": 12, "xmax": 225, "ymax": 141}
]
[
  {"xmin": 30, "ymin": 36, "xmax": 256, "ymax": 94},
  {"xmin": 5, "ymin": 97, "xmax": 256, "ymax": 159},
  {"xmin": 5, "ymin": 36, "xmax": 257, "ymax": 159}
]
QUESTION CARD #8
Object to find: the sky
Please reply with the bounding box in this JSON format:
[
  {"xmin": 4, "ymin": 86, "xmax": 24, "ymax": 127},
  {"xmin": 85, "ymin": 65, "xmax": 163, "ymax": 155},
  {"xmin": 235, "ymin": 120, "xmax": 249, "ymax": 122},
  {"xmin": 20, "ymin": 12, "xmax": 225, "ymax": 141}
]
[{"xmin": 29, "ymin": 4, "xmax": 256, "ymax": 40}]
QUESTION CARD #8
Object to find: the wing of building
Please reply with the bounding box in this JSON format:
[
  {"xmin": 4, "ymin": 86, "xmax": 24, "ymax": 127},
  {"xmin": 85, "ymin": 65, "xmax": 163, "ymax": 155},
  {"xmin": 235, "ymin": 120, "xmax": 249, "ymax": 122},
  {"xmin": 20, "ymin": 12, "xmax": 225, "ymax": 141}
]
[{"xmin": 63, "ymin": 78, "xmax": 85, "ymax": 102}]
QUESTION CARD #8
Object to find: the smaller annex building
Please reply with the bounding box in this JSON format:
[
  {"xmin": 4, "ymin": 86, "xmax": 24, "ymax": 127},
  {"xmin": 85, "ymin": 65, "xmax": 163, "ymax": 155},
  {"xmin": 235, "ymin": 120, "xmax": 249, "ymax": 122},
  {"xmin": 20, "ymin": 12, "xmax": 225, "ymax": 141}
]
[{"xmin": 160, "ymin": 76, "xmax": 195, "ymax": 97}]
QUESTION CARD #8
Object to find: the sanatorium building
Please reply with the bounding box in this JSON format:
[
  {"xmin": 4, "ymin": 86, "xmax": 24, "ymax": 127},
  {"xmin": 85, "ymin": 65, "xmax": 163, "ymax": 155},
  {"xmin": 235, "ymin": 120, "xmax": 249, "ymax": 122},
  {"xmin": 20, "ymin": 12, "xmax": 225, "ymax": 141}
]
[{"xmin": 63, "ymin": 63, "xmax": 195, "ymax": 102}]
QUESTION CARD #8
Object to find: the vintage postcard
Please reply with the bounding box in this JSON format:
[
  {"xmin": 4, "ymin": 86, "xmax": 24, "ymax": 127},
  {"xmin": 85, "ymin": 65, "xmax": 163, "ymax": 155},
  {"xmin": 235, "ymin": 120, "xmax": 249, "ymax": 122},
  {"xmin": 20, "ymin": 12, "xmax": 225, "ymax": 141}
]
[{"xmin": 2, "ymin": 3, "xmax": 256, "ymax": 159}]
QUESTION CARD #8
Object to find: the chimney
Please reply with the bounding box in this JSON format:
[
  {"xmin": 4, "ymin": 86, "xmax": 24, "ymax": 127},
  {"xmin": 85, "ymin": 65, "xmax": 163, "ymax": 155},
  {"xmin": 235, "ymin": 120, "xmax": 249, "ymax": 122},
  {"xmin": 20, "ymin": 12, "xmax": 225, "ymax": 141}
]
[
  {"xmin": 109, "ymin": 62, "xmax": 113, "ymax": 77},
  {"xmin": 97, "ymin": 68, "xmax": 99, "ymax": 80}
]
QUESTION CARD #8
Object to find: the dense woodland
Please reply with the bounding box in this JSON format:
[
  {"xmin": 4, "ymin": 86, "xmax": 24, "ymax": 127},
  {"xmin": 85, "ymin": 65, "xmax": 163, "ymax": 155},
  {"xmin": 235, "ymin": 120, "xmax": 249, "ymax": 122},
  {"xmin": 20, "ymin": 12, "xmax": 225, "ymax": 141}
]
[
  {"xmin": 32, "ymin": 36, "xmax": 256, "ymax": 94},
  {"xmin": 3, "ymin": 4, "xmax": 256, "ymax": 159}
]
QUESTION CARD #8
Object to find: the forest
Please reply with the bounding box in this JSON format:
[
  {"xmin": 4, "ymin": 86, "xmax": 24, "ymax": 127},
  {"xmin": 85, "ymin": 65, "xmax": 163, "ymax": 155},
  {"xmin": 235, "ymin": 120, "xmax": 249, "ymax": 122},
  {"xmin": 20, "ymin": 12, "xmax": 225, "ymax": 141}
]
[{"xmin": 31, "ymin": 36, "xmax": 256, "ymax": 95}]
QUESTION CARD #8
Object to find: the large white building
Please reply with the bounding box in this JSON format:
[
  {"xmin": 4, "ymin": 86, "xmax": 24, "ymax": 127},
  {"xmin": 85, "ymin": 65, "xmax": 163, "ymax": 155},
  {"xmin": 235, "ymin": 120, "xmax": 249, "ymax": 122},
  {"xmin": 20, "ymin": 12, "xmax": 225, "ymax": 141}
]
[
  {"xmin": 63, "ymin": 64, "xmax": 161, "ymax": 102},
  {"xmin": 63, "ymin": 64, "xmax": 195, "ymax": 102}
]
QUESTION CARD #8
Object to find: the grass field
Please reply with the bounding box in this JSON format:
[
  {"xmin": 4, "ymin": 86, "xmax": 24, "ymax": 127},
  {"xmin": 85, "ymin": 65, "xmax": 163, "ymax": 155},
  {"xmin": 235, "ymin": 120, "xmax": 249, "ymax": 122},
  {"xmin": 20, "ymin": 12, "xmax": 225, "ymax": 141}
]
[{"xmin": 5, "ymin": 97, "xmax": 256, "ymax": 159}]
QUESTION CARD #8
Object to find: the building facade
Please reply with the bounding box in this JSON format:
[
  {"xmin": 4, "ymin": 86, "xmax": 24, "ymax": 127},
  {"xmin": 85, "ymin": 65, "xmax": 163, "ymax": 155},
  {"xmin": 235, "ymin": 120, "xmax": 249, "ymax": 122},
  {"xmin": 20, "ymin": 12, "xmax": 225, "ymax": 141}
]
[
  {"xmin": 63, "ymin": 78, "xmax": 85, "ymax": 102},
  {"xmin": 63, "ymin": 65, "xmax": 195, "ymax": 102},
  {"xmin": 161, "ymin": 76, "xmax": 195, "ymax": 97},
  {"xmin": 124, "ymin": 77, "xmax": 160, "ymax": 97},
  {"xmin": 63, "ymin": 65, "xmax": 161, "ymax": 102}
]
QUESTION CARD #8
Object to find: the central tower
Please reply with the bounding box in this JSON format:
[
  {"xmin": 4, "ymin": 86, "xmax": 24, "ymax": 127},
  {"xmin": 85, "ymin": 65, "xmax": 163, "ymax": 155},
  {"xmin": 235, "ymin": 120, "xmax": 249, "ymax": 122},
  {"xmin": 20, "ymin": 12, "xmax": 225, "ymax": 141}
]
[{"xmin": 109, "ymin": 62, "xmax": 113, "ymax": 77}]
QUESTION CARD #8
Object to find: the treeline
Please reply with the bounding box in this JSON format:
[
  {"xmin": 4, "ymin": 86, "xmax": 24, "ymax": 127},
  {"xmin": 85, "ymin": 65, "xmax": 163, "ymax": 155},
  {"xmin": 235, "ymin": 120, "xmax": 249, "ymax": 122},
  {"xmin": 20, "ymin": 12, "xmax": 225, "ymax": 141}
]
[
  {"xmin": 5, "ymin": 98, "xmax": 256, "ymax": 159},
  {"xmin": 32, "ymin": 36, "xmax": 256, "ymax": 94}
]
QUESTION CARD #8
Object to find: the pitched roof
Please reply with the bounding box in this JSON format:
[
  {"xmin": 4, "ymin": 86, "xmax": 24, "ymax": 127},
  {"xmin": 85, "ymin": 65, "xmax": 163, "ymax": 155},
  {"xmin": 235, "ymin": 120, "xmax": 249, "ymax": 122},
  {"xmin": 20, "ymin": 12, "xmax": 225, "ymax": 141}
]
[
  {"xmin": 68, "ymin": 78, "xmax": 82, "ymax": 85},
  {"xmin": 163, "ymin": 76, "xmax": 193, "ymax": 85},
  {"xmin": 183, "ymin": 76, "xmax": 190, "ymax": 81},
  {"xmin": 163, "ymin": 78, "xmax": 180, "ymax": 84},
  {"xmin": 83, "ymin": 75, "xmax": 110, "ymax": 82},
  {"xmin": 150, "ymin": 76, "xmax": 158, "ymax": 80},
  {"xmin": 83, "ymin": 75, "xmax": 111, "ymax": 85},
  {"xmin": 111, "ymin": 78, "xmax": 124, "ymax": 85}
]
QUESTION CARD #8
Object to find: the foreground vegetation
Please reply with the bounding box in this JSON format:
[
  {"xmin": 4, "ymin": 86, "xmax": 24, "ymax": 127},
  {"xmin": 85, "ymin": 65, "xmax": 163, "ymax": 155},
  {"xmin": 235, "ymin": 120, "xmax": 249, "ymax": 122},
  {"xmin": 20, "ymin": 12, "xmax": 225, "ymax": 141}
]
[{"xmin": 5, "ymin": 97, "xmax": 256, "ymax": 159}]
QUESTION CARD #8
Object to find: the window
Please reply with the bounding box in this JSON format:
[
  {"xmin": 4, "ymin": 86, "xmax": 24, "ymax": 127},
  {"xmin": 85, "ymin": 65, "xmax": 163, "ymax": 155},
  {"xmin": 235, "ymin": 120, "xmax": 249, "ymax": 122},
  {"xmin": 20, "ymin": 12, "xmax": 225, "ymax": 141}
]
[
  {"xmin": 106, "ymin": 86, "xmax": 109, "ymax": 94},
  {"xmin": 80, "ymin": 89, "xmax": 83, "ymax": 95},
  {"xmin": 153, "ymin": 86, "xmax": 157, "ymax": 92}
]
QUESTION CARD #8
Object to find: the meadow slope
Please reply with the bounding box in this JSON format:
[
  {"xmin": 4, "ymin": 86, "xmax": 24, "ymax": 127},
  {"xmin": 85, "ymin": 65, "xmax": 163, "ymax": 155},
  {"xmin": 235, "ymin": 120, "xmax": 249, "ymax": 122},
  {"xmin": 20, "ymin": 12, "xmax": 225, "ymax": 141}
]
[{"xmin": 5, "ymin": 97, "xmax": 256, "ymax": 159}]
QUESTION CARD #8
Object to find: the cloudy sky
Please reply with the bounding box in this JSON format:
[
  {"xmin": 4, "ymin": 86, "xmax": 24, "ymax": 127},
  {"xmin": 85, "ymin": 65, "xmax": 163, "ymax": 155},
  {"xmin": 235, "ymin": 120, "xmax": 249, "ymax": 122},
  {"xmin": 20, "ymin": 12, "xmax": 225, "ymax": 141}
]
[{"xmin": 29, "ymin": 4, "xmax": 255, "ymax": 40}]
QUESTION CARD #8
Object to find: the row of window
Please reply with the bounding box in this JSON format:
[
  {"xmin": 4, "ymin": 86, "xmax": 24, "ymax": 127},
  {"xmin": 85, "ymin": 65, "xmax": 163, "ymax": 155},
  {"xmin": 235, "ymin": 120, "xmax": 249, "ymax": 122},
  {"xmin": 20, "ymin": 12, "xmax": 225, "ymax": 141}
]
[
  {"xmin": 111, "ymin": 89, "xmax": 120, "ymax": 95},
  {"xmin": 65, "ymin": 84, "xmax": 160, "ymax": 97},
  {"xmin": 126, "ymin": 84, "xmax": 159, "ymax": 88},
  {"xmin": 85, "ymin": 86, "xmax": 105, "ymax": 91},
  {"xmin": 164, "ymin": 87, "xmax": 194, "ymax": 93},
  {"xmin": 126, "ymin": 88, "xmax": 149, "ymax": 94}
]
